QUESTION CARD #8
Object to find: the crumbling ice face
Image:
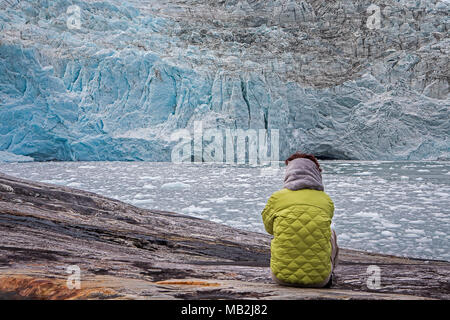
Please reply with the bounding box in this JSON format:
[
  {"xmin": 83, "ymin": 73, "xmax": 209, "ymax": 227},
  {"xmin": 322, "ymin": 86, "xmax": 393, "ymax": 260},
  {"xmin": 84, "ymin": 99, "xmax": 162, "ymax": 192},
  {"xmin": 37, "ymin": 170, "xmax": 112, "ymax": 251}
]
[{"xmin": 0, "ymin": 0, "xmax": 448, "ymax": 161}]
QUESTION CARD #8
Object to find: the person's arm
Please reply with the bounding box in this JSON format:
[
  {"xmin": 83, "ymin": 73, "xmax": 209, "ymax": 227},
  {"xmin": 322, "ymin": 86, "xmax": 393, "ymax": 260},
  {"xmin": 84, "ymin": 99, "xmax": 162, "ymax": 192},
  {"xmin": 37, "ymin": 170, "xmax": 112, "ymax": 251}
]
[
  {"xmin": 328, "ymin": 196, "xmax": 335, "ymax": 219},
  {"xmin": 261, "ymin": 194, "xmax": 276, "ymax": 235}
]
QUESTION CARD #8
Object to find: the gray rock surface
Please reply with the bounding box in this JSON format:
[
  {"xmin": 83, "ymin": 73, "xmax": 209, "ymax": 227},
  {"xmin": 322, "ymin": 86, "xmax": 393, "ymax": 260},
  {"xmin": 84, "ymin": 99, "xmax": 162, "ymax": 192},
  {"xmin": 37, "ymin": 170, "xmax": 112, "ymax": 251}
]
[{"xmin": 0, "ymin": 172, "xmax": 448, "ymax": 299}]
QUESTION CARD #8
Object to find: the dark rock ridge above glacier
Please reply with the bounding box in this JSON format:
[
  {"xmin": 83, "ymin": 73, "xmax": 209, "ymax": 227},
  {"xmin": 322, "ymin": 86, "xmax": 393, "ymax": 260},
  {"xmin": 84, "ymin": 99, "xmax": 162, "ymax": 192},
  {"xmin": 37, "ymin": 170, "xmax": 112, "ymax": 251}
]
[{"xmin": 0, "ymin": 0, "xmax": 448, "ymax": 161}]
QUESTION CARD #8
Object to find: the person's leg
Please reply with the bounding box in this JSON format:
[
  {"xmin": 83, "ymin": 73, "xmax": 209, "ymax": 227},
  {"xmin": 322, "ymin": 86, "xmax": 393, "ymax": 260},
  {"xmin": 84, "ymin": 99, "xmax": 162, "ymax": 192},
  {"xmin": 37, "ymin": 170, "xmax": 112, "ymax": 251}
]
[
  {"xmin": 330, "ymin": 228, "xmax": 339, "ymax": 270},
  {"xmin": 322, "ymin": 229, "xmax": 339, "ymax": 288}
]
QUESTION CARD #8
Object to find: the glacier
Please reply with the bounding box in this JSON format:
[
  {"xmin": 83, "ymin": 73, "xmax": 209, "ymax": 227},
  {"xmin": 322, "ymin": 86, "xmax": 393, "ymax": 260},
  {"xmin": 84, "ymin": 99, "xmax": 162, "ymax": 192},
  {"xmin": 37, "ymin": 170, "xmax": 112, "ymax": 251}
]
[
  {"xmin": 0, "ymin": 150, "xmax": 33, "ymax": 162},
  {"xmin": 0, "ymin": 0, "xmax": 449, "ymax": 161}
]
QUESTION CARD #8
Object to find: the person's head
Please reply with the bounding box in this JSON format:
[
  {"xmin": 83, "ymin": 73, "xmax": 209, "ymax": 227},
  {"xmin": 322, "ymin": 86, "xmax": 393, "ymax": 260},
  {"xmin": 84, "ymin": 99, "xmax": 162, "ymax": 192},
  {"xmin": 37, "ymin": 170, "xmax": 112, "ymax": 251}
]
[
  {"xmin": 284, "ymin": 152, "xmax": 324, "ymax": 191},
  {"xmin": 285, "ymin": 152, "xmax": 322, "ymax": 173}
]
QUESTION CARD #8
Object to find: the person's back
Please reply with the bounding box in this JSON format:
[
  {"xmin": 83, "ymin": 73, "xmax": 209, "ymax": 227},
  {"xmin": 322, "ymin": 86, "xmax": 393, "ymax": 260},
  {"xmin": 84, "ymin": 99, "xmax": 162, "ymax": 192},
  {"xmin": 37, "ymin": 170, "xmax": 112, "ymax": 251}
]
[{"xmin": 261, "ymin": 152, "xmax": 338, "ymax": 287}]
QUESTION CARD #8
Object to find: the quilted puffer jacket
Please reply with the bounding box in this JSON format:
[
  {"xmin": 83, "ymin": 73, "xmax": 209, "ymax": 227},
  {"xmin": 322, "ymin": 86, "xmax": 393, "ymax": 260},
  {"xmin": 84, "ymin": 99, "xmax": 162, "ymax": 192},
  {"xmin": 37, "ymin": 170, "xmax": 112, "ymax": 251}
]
[{"xmin": 262, "ymin": 158, "xmax": 335, "ymax": 285}]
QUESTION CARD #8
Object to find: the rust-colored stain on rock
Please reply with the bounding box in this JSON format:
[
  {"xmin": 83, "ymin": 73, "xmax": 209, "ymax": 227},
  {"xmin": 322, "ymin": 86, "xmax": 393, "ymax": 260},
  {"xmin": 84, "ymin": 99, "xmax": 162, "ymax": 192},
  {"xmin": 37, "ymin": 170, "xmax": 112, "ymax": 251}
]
[
  {"xmin": 0, "ymin": 276, "xmax": 118, "ymax": 300},
  {"xmin": 155, "ymin": 280, "xmax": 221, "ymax": 287}
]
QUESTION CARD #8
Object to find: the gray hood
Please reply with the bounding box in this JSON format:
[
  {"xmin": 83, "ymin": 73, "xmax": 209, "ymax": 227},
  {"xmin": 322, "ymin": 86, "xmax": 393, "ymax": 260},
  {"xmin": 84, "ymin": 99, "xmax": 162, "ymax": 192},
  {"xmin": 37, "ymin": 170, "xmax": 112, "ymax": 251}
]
[{"xmin": 284, "ymin": 158, "xmax": 324, "ymax": 191}]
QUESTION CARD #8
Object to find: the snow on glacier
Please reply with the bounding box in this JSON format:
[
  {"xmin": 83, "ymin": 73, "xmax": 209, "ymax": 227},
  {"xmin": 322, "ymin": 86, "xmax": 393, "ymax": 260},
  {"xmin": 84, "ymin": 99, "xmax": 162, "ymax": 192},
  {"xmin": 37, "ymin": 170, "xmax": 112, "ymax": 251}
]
[{"xmin": 0, "ymin": 0, "xmax": 449, "ymax": 161}]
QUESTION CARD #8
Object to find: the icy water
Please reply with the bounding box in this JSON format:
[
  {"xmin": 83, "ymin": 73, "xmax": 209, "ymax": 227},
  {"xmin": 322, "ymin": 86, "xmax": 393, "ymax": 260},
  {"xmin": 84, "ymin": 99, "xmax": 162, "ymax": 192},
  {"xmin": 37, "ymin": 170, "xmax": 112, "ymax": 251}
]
[{"xmin": 0, "ymin": 161, "xmax": 449, "ymax": 261}]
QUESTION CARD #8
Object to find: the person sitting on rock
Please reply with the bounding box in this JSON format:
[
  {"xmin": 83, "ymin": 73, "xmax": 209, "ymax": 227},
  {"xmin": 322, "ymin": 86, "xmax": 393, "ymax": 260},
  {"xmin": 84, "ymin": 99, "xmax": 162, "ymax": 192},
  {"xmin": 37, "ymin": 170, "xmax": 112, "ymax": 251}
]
[{"xmin": 261, "ymin": 152, "xmax": 338, "ymax": 288}]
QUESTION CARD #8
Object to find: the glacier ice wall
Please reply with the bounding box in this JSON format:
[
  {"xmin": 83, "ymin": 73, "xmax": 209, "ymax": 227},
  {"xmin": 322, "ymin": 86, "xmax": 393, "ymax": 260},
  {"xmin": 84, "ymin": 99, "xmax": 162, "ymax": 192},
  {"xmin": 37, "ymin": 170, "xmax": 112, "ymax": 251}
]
[{"xmin": 0, "ymin": 0, "xmax": 448, "ymax": 161}]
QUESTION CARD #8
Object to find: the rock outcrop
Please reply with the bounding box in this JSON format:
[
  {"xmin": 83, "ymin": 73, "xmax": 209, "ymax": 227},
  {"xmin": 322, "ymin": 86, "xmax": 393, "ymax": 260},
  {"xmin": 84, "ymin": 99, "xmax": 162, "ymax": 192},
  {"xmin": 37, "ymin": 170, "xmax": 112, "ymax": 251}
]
[{"xmin": 0, "ymin": 172, "xmax": 448, "ymax": 299}]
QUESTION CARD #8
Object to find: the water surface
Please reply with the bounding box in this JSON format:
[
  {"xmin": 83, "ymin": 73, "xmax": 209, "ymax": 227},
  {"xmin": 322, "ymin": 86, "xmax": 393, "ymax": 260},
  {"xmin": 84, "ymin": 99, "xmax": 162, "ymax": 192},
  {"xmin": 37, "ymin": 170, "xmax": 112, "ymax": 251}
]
[{"xmin": 1, "ymin": 161, "xmax": 449, "ymax": 261}]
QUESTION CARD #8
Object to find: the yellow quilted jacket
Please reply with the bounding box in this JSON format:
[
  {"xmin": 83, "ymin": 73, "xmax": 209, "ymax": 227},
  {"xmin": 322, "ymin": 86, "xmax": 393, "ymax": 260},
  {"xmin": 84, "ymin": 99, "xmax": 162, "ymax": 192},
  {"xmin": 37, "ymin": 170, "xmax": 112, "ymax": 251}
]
[{"xmin": 262, "ymin": 188, "xmax": 335, "ymax": 285}]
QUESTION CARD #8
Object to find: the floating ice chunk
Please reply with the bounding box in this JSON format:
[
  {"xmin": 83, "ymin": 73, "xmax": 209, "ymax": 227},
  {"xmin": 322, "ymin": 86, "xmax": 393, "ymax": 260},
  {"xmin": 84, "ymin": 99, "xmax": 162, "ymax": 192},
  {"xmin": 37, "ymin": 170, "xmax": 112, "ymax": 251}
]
[
  {"xmin": 350, "ymin": 197, "xmax": 366, "ymax": 203},
  {"xmin": 381, "ymin": 230, "xmax": 395, "ymax": 237},
  {"xmin": 134, "ymin": 193, "xmax": 150, "ymax": 199},
  {"xmin": 431, "ymin": 212, "xmax": 446, "ymax": 217},
  {"xmin": 353, "ymin": 232, "xmax": 372, "ymax": 238},
  {"xmin": 238, "ymin": 183, "xmax": 253, "ymax": 188},
  {"xmin": 139, "ymin": 176, "xmax": 161, "ymax": 180},
  {"xmin": 131, "ymin": 199, "xmax": 155, "ymax": 205},
  {"xmin": 435, "ymin": 192, "xmax": 449, "ymax": 198},
  {"xmin": 143, "ymin": 184, "xmax": 157, "ymax": 190},
  {"xmin": 40, "ymin": 179, "xmax": 68, "ymax": 185},
  {"xmin": 338, "ymin": 233, "xmax": 350, "ymax": 241},
  {"xmin": 161, "ymin": 182, "xmax": 191, "ymax": 190},
  {"xmin": 405, "ymin": 228, "xmax": 426, "ymax": 235},
  {"xmin": 213, "ymin": 196, "xmax": 238, "ymax": 204},
  {"xmin": 336, "ymin": 182, "xmax": 356, "ymax": 188},
  {"xmin": 67, "ymin": 182, "xmax": 82, "ymax": 187},
  {"xmin": 379, "ymin": 219, "xmax": 401, "ymax": 228},
  {"xmin": 354, "ymin": 171, "xmax": 374, "ymax": 176},
  {"xmin": 238, "ymin": 174, "xmax": 252, "ymax": 177},
  {"xmin": 416, "ymin": 237, "xmax": 432, "ymax": 243},
  {"xmin": 260, "ymin": 167, "xmax": 283, "ymax": 177},
  {"xmin": 354, "ymin": 212, "xmax": 381, "ymax": 219},
  {"xmin": 182, "ymin": 205, "xmax": 212, "ymax": 214},
  {"xmin": 409, "ymin": 220, "xmax": 425, "ymax": 224},
  {"xmin": 78, "ymin": 165, "xmax": 97, "ymax": 169}
]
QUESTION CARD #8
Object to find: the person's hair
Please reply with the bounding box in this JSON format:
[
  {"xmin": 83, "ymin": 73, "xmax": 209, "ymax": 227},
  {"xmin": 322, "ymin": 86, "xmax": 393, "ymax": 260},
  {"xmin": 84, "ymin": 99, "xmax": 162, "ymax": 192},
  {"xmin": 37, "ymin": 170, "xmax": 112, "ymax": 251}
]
[{"xmin": 285, "ymin": 152, "xmax": 322, "ymax": 172}]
